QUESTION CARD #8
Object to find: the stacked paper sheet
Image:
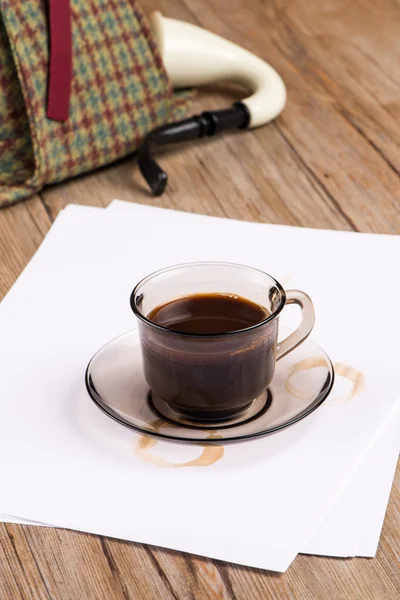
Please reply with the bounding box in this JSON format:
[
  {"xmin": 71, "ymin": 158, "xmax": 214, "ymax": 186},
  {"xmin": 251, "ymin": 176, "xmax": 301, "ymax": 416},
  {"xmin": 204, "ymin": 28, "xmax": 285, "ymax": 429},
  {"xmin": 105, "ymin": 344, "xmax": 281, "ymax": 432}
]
[{"xmin": 0, "ymin": 200, "xmax": 398, "ymax": 572}]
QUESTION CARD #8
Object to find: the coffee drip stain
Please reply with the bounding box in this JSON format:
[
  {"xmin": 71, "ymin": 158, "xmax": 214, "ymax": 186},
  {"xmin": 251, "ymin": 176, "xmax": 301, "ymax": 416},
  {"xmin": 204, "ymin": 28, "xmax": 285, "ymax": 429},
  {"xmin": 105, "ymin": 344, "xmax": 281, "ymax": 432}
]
[
  {"xmin": 147, "ymin": 418, "xmax": 166, "ymax": 432},
  {"xmin": 286, "ymin": 356, "xmax": 327, "ymax": 400},
  {"xmin": 328, "ymin": 362, "xmax": 365, "ymax": 405},
  {"xmin": 134, "ymin": 422, "xmax": 224, "ymax": 468},
  {"xmin": 286, "ymin": 357, "xmax": 365, "ymax": 405}
]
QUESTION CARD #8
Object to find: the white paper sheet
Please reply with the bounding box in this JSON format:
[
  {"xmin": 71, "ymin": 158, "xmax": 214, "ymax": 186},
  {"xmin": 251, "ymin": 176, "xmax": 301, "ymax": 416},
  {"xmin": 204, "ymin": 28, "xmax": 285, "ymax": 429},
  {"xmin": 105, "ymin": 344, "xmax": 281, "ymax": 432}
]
[
  {"xmin": 304, "ymin": 402, "xmax": 399, "ymax": 557},
  {"xmin": 1, "ymin": 405, "xmax": 397, "ymax": 559},
  {"xmin": 1, "ymin": 206, "xmax": 398, "ymax": 561},
  {"xmin": 109, "ymin": 201, "xmax": 400, "ymax": 558},
  {"xmin": 0, "ymin": 203, "xmax": 399, "ymax": 571}
]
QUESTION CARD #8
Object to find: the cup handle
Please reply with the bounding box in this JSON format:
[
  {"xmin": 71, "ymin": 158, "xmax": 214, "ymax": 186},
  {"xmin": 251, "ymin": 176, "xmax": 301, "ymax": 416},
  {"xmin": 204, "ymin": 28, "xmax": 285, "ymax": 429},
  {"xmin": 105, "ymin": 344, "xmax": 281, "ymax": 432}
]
[{"xmin": 276, "ymin": 290, "xmax": 315, "ymax": 361}]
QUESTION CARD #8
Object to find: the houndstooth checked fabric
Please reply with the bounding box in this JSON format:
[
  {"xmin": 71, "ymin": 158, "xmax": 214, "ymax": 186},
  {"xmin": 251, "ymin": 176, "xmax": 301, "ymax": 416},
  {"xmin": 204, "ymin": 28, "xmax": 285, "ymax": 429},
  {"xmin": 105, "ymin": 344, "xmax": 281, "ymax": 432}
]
[{"xmin": 0, "ymin": 0, "xmax": 190, "ymax": 207}]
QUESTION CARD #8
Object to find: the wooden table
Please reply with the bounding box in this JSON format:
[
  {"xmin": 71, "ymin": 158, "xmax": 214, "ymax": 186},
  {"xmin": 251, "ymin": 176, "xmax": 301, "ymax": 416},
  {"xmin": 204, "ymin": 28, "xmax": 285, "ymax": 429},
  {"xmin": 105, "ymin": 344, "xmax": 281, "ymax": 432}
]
[{"xmin": 0, "ymin": 1, "xmax": 399, "ymax": 598}]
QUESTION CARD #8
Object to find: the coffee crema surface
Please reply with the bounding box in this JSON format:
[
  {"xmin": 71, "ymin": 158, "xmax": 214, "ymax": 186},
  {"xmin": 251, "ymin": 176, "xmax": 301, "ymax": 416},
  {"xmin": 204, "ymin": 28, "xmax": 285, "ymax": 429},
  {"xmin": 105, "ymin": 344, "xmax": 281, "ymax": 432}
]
[{"xmin": 148, "ymin": 293, "xmax": 269, "ymax": 334}]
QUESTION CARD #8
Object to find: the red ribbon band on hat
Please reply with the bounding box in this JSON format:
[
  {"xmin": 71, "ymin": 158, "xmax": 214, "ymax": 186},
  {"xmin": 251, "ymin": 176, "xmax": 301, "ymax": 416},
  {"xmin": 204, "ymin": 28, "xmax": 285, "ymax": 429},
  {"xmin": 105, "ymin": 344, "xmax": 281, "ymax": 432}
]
[{"xmin": 47, "ymin": 0, "xmax": 72, "ymax": 121}]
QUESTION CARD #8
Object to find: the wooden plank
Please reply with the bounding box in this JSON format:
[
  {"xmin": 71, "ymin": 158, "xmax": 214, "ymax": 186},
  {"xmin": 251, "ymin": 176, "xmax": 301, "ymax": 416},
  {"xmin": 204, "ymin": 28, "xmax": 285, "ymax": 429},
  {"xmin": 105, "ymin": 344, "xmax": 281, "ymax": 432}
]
[
  {"xmin": 173, "ymin": 0, "xmax": 400, "ymax": 234},
  {"xmin": 0, "ymin": 0, "xmax": 399, "ymax": 598},
  {"xmin": 21, "ymin": 528, "xmax": 185, "ymax": 600},
  {"xmin": 0, "ymin": 196, "xmax": 51, "ymax": 298}
]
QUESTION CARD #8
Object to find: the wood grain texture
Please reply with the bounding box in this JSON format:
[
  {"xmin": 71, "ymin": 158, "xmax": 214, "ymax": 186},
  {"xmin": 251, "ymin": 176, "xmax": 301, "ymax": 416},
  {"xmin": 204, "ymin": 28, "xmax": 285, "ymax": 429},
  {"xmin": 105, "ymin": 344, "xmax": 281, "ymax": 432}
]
[{"xmin": 0, "ymin": 0, "xmax": 399, "ymax": 598}]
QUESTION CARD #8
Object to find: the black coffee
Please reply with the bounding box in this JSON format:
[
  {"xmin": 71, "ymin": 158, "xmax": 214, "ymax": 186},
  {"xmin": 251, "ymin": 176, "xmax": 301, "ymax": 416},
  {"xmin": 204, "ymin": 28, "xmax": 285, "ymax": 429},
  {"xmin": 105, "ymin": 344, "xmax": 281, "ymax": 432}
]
[
  {"xmin": 148, "ymin": 293, "xmax": 268, "ymax": 334},
  {"xmin": 140, "ymin": 293, "xmax": 276, "ymax": 421}
]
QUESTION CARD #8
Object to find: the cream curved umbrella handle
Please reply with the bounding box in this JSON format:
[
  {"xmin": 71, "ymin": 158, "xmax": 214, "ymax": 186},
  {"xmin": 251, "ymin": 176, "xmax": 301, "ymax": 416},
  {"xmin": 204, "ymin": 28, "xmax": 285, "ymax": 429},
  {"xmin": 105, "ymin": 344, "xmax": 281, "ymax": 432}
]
[
  {"xmin": 276, "ymin": 291, "xmax": 315, "ymax": 360},
  {"xmin": 151, "ymin": 11, "xmax": 286, "ymax": 128},
  {"xmin": 137, "ymin": 13, "xmax": 287, "ymax": 195}
]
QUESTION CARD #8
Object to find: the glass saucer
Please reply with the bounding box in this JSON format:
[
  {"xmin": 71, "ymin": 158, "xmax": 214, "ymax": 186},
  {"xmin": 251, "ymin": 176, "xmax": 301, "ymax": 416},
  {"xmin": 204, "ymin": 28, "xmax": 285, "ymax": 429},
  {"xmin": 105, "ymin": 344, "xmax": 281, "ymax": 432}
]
[{"xmin": 85, "ymin": 327, "xmax": 334, "ymax": 444}]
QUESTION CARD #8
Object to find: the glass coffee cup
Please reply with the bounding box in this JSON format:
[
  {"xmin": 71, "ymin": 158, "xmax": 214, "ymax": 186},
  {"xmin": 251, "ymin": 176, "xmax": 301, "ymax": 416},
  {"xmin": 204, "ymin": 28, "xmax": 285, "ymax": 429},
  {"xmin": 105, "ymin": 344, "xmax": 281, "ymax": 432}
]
[{"xmin": 130, "ymin": 262, "xmax": 315, "ymax": 422}]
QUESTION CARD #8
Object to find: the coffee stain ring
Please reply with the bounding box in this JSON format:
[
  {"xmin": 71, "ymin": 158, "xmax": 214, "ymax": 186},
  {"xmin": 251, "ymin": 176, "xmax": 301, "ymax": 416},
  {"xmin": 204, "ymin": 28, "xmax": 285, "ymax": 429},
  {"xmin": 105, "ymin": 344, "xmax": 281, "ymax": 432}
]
[
  {"xmin": 134, "ymin": 420, "xmax": 224, "ymax": 468},
  {"xmin": 286, "ymin": 358, "xmax": 365, "ymax": 405}
]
